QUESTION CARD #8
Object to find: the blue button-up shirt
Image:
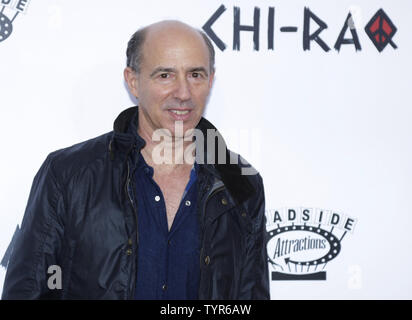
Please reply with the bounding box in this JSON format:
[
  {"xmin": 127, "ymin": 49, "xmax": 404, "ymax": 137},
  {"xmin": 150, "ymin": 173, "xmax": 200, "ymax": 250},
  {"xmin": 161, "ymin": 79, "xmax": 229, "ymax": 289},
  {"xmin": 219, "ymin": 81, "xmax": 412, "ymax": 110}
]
[{"xmin": 133, "ymin": 152, "xmax": 200, "ymax": 300}]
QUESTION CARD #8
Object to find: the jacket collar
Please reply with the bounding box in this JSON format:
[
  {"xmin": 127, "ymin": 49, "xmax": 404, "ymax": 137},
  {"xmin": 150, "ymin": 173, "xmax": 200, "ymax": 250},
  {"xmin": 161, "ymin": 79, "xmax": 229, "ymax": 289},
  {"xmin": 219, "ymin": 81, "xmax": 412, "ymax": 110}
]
[{"xmin": 111, "ymin": 106, "xmax": 255, "ymax": 204}]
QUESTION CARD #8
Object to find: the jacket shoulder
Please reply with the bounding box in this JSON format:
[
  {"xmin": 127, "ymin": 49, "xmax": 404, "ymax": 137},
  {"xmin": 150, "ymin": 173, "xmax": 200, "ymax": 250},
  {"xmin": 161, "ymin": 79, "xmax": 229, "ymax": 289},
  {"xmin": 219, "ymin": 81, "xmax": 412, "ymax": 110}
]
[
  {"xmin": 46, "ymin": 132, "xmax": 113, "ymax": 184},
  {"xmin": 213, "ymin": 149, "xmax": 264, "ymax": 213},
  {"xmin": 228, "ymin": 149, "xmax": 263, "ymax": 188}
]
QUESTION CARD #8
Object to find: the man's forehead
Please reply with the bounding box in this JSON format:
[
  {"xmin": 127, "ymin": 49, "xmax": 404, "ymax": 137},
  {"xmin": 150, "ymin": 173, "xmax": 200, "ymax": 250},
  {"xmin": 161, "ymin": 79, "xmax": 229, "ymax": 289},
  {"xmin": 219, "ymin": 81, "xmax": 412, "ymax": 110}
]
[{"xmin": 144, "ymin": 21, "xmax": 206, "ymax": 51}]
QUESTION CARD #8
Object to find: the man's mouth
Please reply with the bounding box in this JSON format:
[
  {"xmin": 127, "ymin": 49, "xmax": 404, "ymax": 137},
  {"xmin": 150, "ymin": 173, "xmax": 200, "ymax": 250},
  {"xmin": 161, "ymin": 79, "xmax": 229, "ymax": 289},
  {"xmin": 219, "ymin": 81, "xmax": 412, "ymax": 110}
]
[
  {"xmin": 169, "ymin": 109, "xmax": 190, "ymax": 115},
  {"xmin": 167, "ymin": 108, "xmax": 193, "ymax": 121}
]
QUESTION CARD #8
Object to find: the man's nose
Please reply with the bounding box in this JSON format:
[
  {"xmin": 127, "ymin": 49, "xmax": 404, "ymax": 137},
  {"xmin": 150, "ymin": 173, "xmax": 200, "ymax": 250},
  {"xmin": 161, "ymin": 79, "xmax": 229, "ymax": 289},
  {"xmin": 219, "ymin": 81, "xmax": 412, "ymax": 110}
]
[{"xmin": 173, "ymin": 77, "xmax": 191, "ymax": 101}]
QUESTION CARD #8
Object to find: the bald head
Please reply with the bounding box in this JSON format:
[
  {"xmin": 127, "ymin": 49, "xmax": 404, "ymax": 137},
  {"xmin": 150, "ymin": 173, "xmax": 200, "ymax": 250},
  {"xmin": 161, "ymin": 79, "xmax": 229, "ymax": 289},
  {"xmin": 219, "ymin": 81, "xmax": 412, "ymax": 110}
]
[
  {"xmin": 146, "ymin": 20, "xmax": 201, "ymax": 37},
  {"xmin": 126, "ymin": 20, "xmax": 215, "ymax": 74}
]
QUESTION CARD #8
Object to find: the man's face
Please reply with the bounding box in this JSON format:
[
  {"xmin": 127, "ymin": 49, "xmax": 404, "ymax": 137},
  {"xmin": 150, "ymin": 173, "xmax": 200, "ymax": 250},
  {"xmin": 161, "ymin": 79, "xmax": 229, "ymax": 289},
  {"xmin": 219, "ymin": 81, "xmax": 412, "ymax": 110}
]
[{"xmin": 132, "ymin": 24, "xmax": 214, "ymax": 138}]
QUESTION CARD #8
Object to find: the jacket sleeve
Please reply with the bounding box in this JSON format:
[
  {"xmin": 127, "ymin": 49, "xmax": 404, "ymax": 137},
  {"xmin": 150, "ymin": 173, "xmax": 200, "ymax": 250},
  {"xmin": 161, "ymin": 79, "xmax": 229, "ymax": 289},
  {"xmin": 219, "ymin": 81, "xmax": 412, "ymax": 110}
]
[
  {"xmin": 2, "ymin": 154, "xmax": 65, "ymax": 299},
  {"xmin": 238, "ymin": 173, "xmax": 270, "ymax": 299}
]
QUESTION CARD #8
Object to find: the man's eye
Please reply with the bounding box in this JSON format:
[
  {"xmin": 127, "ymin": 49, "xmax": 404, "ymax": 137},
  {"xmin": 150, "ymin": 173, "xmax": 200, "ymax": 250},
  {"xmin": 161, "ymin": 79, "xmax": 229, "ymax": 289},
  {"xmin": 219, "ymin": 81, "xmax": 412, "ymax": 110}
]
[
  {"xmin": 160, "ymin": 73, "xmax": 169, "ymax": 79},
  {"xmin": 191, "ymin": 72, "xmax": 204, "ymax": 79}
]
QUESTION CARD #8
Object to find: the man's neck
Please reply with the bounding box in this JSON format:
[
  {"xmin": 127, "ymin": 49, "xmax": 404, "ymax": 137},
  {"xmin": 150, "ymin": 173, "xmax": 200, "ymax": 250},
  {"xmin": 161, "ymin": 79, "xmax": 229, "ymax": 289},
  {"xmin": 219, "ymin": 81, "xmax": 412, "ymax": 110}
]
[{"xmin": 137, "ymin": 118, "xmax": 195, "ymax": 175}]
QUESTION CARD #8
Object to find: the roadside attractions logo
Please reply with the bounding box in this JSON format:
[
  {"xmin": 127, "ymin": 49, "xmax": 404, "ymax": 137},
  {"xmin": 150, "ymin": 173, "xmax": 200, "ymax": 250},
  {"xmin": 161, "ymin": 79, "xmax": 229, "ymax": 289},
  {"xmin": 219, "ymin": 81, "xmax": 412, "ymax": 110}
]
[
  {"xmin": 0, "ymin": 0, "xmax": 31, "ymax": 43},
  {"xmin": 266, "ymin": 208, "xmax": 356, "ymax": 280}
]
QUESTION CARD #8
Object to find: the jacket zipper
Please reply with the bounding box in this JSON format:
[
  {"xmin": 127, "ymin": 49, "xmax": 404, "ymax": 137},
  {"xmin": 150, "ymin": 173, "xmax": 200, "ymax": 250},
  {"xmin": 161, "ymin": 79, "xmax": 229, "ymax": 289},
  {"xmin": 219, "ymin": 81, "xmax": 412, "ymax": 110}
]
[
  {"xmin": 125, "ymin": 159, "xmax": 139, "ymax": 299},
  {"xmin": 199, "ymin": 181, "xmax": 225, "ymax": 298},
  {"xmin": 199, "ymin": 181, "xmax": 225, "ymax": 264},
  {"xmin": 126, "ymin": 160, "xmax": 139, "ymax": 247}
]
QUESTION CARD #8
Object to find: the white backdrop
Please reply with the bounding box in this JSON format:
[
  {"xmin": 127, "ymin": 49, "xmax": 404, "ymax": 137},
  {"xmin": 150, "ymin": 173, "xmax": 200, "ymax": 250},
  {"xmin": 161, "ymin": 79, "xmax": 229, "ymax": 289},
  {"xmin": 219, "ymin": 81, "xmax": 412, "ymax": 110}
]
[{"xmin": 0, "ymin": 0, "xmax": 411, "ymax": 299}]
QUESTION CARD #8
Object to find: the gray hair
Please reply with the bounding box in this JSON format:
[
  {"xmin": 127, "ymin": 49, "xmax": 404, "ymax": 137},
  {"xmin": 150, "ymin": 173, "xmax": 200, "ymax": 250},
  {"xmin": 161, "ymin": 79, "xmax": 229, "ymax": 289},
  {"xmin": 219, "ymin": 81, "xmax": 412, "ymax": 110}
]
[{"xmin": 126, "ymin": 27, "xmax": 215, "ymax": 74}]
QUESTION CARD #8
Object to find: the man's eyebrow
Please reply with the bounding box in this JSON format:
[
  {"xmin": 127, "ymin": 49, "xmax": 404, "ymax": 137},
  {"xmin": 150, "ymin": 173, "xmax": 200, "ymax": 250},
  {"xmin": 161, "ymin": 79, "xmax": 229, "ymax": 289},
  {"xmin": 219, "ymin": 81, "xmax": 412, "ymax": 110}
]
[
  {"xmin": 150, "ymin": 67, "xmax": 176, "ymax": 77},
  {"xmin": 149, "ymin": 66, "xmax": 210, "ymax": 78}
]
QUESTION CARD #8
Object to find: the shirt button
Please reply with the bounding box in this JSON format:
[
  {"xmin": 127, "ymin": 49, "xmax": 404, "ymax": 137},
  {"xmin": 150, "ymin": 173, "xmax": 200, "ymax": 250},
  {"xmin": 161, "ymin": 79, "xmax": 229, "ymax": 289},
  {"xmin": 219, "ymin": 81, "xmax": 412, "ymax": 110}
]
[
  {"xmin": 221, "ymin": 198, "xmax": 228, "ymax": 205},
  {"xmin": 162, "ymin": 284, "xmax": 167, "ymax": 291},
  {"xmin": 204, "ymin": 255, "xmax": 210, "ymax": 265},
  {"xmin": 154, "ymin": 195, "xmax": 160, "ymax": 202},
  {"xmin": 185, "ymin": 200, "xmax": 191, "ymax": 206}
]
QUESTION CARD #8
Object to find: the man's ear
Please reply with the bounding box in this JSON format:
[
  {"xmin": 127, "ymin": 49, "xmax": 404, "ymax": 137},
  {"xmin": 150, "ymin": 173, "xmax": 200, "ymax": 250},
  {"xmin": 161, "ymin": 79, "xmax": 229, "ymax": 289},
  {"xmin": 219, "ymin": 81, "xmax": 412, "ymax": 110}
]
[{"xmin": 124, "ymin": 67, "xmax": 139, "ymax": 98}]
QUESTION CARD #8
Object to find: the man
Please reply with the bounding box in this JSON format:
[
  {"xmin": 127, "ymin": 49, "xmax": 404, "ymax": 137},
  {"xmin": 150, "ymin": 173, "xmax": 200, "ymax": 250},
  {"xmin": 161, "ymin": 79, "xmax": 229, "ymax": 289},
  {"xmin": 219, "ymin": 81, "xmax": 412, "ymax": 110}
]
[{"xmin": 2, "ymin": 20, "xmax": 269, "ymax": 299}]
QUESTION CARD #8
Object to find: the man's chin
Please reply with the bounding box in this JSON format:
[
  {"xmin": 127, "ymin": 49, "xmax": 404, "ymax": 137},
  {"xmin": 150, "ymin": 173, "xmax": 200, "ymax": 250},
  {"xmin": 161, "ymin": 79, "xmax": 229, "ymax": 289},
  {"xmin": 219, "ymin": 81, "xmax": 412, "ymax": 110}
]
[{"xmin": 161, "ymin": 120, "xmax": 198, "ymax": 137}]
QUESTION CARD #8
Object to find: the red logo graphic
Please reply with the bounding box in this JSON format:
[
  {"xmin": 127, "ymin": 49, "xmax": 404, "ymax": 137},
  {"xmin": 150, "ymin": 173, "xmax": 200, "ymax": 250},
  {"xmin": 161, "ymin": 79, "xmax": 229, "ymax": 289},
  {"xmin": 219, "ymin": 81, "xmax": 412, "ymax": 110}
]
[{"xmin": 365, "ymin": 9, "xmax": 397, "ymax": 52}]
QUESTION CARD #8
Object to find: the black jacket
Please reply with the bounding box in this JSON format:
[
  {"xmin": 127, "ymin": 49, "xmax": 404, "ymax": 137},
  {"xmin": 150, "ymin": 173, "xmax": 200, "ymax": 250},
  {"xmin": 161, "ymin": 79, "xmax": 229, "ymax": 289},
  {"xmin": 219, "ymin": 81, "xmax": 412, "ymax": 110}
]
[{"xmin": 2, "ymin": 107, "xmax": 269, "ymax": 299}]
